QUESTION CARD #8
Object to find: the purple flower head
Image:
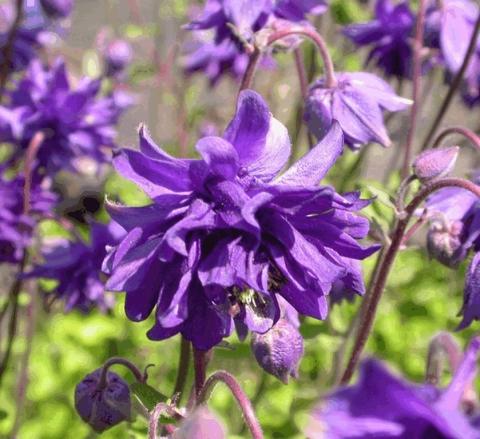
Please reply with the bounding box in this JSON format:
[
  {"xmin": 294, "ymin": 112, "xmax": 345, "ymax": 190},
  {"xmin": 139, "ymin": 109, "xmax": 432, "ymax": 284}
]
[
  {"xmin": 343, "ymin": 0, "xmax": 415, "ymax": 78},
  {"xmin": 173, "ymin": 407, "xmax": 226, "ymax": 439},
  {"xmin": 74, "ymin": 367, "xmax": 131, "ymax": 433},
  {"xmin": 329, "ymin": 258, "xmax": 365, "ymax": 306},
  {"xmin": 426, "ymin": 218, "xmax": 464, "ymax": 268},
  {"xmin": 27, "ymin": 221, "xmax": 125, "ymax": 313},
  {"xmin": 458, "ymin": 252, "xmax": 480, "ymax": 330},
  {"xmin": 251, "ymin": 317, "xmax": 304, "ymax": 383},
  {"xmin": 0, "ymin": 170, "xmax": 56, "ymax": 264},
  {"xmin": 103, "ymin": 90, "xmax": 378, "ymax": 350},
  {"xmin": 305, "ymin": 72, "xmax": 411, "ymax": 150},
  {"xmin": 0, "ymin": 58, "xmax": 127, "ymax": 176},
  {"xmin": 412, "ymin": 146, "xmax": 460, "ymax": 183},
  {"xmin": 39, "ymin": 0, "xmax": 74, "ymax": 19},
  {"xmin": 102, "ymin": 39, "xmax": 133, "ymax": 78},
  {"xmin": 306, "ymin": 337, "xmax": 480, "ymax": 438}
]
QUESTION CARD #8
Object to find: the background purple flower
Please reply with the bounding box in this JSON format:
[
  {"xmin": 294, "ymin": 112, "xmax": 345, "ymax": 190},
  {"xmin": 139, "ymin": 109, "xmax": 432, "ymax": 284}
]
[
  {"xmin": 103, "ymin": 90, "xmax": 378, "ymax": 350},
  {"xmin": 39, "ymin": 0, "xmax": 74, "ymax": 19}
]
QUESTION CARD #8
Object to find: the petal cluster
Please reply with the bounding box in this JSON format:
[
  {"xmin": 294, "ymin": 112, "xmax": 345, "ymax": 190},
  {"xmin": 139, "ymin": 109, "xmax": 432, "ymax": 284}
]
[{"xmin": 103, "ymin": 90, "xmax": 377, "ymax": 350}]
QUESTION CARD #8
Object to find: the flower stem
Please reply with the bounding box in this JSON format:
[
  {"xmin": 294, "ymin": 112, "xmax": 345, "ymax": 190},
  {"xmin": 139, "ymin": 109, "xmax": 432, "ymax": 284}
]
[
  {"xmin": 293, "ymin": 47, "xmax": 308, "ymax": 99},
  {"xmin": 0, "ymin": 0, "xmax": 24, "ymax": 101},
  {"xmin": 148, "ymin": 402, "xmax": 183, "ymax": 439},
  {"xmin": 97, "ymin": 357, "xmax": 145, "ymax": 389},
  {"xmin": 432, "ymin": 126, "xmax": 480, "ymax": 152},
  {"xmin": 197, "ymin": 370, "xmax": 263, "ymax": 439},
  {"xmin": 172, "ymin": 336, "xmax": 191, "ymax": 402},
  {"xmin": 426, "ymin": 332, "xmax": 462, "ymax": 385},
  {"xmin": 340, "ymin": 177, "xmax": 480, "ymax": 384},
  {"xmin": 420, "ymin": 12, "xmax": 480, "ymax": 151},
  {"xmin": 239, "ymin": 46, "xmax": 261, "ymax": 93},
  {"xmin": 192, "ymin": 348, "xmax": 210, "ymax": 398},
  {"xmin": 401, "ymin": 0, "xmax": 426, "ymax": 178}
]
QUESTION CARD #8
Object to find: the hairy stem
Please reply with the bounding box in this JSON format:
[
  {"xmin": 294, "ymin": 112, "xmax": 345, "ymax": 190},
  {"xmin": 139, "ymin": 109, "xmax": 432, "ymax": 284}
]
[
  {"xmin": 340, "ymin": 177, "xmax": 480, "ymax": 384},
  {"xmin": 148, "ymin": 402, "xmax": 183, "ymax": 439},
  {"xmin": 172, "ymin": 337, "xmax": 191, "ymax": 402},
  {"xmin": 401, "ymin": 0, "xmax": 426, "ymax": 178},
  {"xmin": 420, "ymin": 12, "xmax": 480, "ymax": 151},
  {"xmin": 197, "ymin": 370, "xmax": 263, "ymax": 439},
  {"xmin": 97, "ymin": 357, "xmax": 145, "ymax": 389}
]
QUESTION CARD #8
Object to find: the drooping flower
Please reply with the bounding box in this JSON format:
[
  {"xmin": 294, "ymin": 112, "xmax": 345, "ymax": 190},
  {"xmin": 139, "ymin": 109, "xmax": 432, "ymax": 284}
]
[
  {"xmin": 39, "ymin": 0, "xmax": 74, "ymax": 19},
  {"xmin": 103, "ymin": 90, "xmax": 378, "ymax": 350},
  {"xmin": 329, "ymin": 258, "xmax": 365, "ymax": 306},
  {"xmin": 306, "ymin": 337, "xmax": 480, "ymax": 438},
  {"xmin": 27, "ymin": 221, "xmax": 125, "ymax": 313},
  {"xmin": 343, "ymin": 0, "xmax": 415, "ymax": 78},
  {"xmin": 0, "ymin": 58, "xmax": 127, "ymax": 176},
  {"xmin": 304, "ymin": 72, "xmax": 411, "ymax": 149},
  {"xmin": 75, "ymin": 367, "xmax": 131, "ymax": 433},
  {"xmin": 0, "ymin": 170, "xmax": 57, "ymax": 264}
]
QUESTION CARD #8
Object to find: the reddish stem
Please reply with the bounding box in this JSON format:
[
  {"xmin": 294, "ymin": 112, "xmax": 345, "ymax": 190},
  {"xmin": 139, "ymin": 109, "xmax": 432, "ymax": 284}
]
[
  {"xmin": 432, "ymin": 126, "xmax": 480, "ymax": 152},
  {"xmin": 97, "ymin": 357, "xmax": 145, "ymax": 389}
]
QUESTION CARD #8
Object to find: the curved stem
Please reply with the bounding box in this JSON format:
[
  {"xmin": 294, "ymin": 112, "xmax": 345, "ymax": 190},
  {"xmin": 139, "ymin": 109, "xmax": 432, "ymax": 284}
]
[
  {"xmin": 432, "ymin": 126, "xmax": 480, "ymax": 152},
  {"xmin": 401, "ymin": 0, "xmax": 426, "ymax": 178},
  {"xmin": 172, "ymin": 336, "xmax": 191, "ymax": 402},
  {"xmin": 97, "ymin": 357, "xmax": 144, "ymax": 389},
  {"xmin": 340, "ymin": 177, "xmax": 480, "ymax": 384},
  {"xmin": 293, "ymin": 47, "xmax": 308, "ymax": 99},
  {"xmin": 426, "ymin": 332, "xmax": 462, "ymax": 385},
  {"xmin": 239, "ymin": 46, "xmax": 261, "ymax": 93},
  {"xmin": 420, "ymin": 12, "xmax": 480, "ymax": 151},
  {"xmin": 23, "ymin": 132, "xmax": 45, "ymax": 213},
  {"xmin": 197, "ymin": 370, "xmax": 263, "ymax": 439},
  {"xmin": 148, "ymin": 402, "xmax": 183, "ymax": 439}
]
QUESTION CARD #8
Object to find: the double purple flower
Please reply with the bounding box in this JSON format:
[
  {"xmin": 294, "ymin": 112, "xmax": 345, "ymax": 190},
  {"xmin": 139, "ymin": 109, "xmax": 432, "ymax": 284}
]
[{"xmin": 103, "ymin": 90, "xmax": 377, "ymax": 350}]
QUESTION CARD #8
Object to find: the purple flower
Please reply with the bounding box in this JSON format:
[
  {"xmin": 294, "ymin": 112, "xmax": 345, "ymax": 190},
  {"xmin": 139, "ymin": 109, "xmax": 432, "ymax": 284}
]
[
  {"xmin": 251, "ymin": 317, "xmax": 304, "ymax": 383},
  {"xmin": 39, "ymin": 0, "xmax": 74, "ymax": 19},
  {"xmin": 103, "ymin": 90, "xmax": 378, "ymax": 350},
  {"xmin": 306, "ymin": 337, "xmax": 480, "ymax": 438},
  {"xmin": 458, "ymin": 252, "xmax": 480, "ymax": 330},
  {"xmin": 173, "ymin": 407, "xmax": 225, "ymax": 439},
  {"xmin": 27, "ymin": 221, "xmax": 125, "ymax": 313},
  {"xmin": 0, "ymin": 58, "xmax": 127, "ymax": 176},
  {"xmin": 329, "ymin": 258, "xmax": 365, "ymax": 306},
  {"xmin": 102, "ymin": 39, "xmax": 133, "ymax": 78},
  {"xmin": 305, "ymin": 72, "xmax": 411, "ymax": 149},
  {"xmin": 343, "ymin": 0, "xmax": 415, "ymax": 78},
  {"xmin": 75, "ymin": 367, "xmax": 131, "ymax": 433},
  {"xmin": 412, "ymin": 146, "xmax": 459, "ymax": 183},
  {"xmin": 0, "ymin": 170, "xmax": 56, "ymax": 264}
]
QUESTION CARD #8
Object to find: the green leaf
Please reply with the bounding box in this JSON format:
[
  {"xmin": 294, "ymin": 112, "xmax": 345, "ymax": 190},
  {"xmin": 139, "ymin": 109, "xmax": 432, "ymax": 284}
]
[
  {"xmin": 0, "ymin": 409, "xmax": 8, "ymax": 421},
  {"xmin": 130, "ymin": 382, "xmax": 168, "ymax": 411}
]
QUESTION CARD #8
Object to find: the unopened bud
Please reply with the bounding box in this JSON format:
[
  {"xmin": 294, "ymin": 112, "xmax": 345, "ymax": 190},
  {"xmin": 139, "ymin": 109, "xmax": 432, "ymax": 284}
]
[
  {"xmin": 412, "ymin": 146, "xmax": 459, "ymax": 183},
  {"xmin": 173, "ymin": 407, "xmax": 225, "ymax": 439},
  {"xmin": 104, "ymin": 39, "xmax": 133, "ymax": 77},
  {"xmin": 251, "ymin": 318, "xmax": 304, "ymax": 384},
  {"xmin": 74, "ymin": 368, "xmax": 131, "ymax": 433},
  {"xmin": 427, "ymin": 219, "xmax": 463, "ymax": 267}
]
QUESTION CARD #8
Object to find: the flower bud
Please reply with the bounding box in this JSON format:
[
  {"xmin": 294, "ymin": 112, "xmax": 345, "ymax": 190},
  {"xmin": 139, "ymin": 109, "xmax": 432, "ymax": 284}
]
[
  {"xmin": 173, "ymin": 407, "xmax": 225, "ymax": 439},
  {"xmin": 74, "ymin": 368, "xmax": 131, "ymax": 433},
  {"xmin": 104, "ymin": 39, "xmax": 133, "ymax": 77},
  {"xmin": 40, "ymin": 0, "xmax": 74, "ymax": 18},
  {"xmin": 251, "ymin": 318, "xmax": 304, "ymax": 384},
  {"xmin": 412, "ymin": 146, "xmax": 459, "ymax": 183},
  {"xmin": 427, "ymin": 219, "xmax": 464, "ymax": 268}
]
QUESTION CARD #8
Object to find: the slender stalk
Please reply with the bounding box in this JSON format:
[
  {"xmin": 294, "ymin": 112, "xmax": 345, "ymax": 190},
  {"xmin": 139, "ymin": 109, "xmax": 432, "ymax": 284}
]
[
  {"xmin": 148, "ymin": 402, "xmax": 183, "ymax": 439},
  {"xmin": 420, "ymin": 12, "xmax": 480, "ymax": 151},
  {"xmin": 432, "ymin": 126, "xmax": 480, "ymax": 152},
  {"xmin": 197, "ymin": 370, "xmax": 263, "ymax": 439},
  {"xmin": 401, "ymin": 0, "xmax": 426, "ymax": 178},
  {"xmin": 172, "ymin": 337, "xmax": 191, "ymax": 402},
  {"xmin": 425, "ymin": 332, "xmax": 462, "ymax": 385},
  {"xmin": 192, "ymin": 348, "xmax": 210, "ymax": 398},
  {"xmin": 340, "ymin": 177, "xmax": 480, "ymax": 384},
  {"xmin": 239, "ymin": 46, "xmax": 261, "ymax": 92},
  {"xmin": 293, "ymin": 48, "xmax": 308, "ymax": 99},
  {"xmin": 23, "ymin": 132, "xmax": 45, "ymax": 212},
  {"xmin": 97, "ymin": 357, "xmax": 145, "ymax": 389},
  {"xmin": 0, "ymin": 0, "xmax": 24, "ymax": 101}
]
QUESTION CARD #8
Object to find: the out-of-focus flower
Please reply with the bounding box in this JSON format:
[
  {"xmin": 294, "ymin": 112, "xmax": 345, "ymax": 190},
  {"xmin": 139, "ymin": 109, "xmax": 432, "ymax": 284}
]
[
  {"xmin": 27, "ymin": 221, "xmax": 125, "ymax": 313},
  {"xmin": 103, "ymin": 90, "xmax": 378, "ymax": 350},
  {"xmin": 306, "ymin": 337, "xmax": 480, "ymax": 438},
  {"xmin": 75, "ymin": 367, "xmax": 131, "ymax": 433},
  {"xmin": 459, "ymin": 252, "xmax": 480, "ymax": 330},
  {"xmin": 412, "ymin": 146, "xmax": 459, "ymax": 183},
  {"xmin": 427, "ymin": 218, "xmax": 464, "ymax": 268},
  {"xmin": 0, "ymin": 170, "xmax": 56, "ymax": 264},
  {"xmin": 343, "ymin": 0, "xmax": 415, "ymax": 78},
  {"xmin": 39, "ymin": 0, "xmax": 74, "ymax": 19},
  {"xmin": 0, "ymin": 59, "xmax": 127, "ymax": 176},
  {"xmin": 173, "ymin": 407, "xmax": 226, "ymax": 439},
  {"xmin": 304, "ymin": 72, "xmax": 411, "ymax": 149},
  {"xmin": 101, "ymin": 38, "xmax": 133, "ymax": 78},
  {"xmin": 251, "ymin": 317, "xmax": 304, "ymax": 383}
]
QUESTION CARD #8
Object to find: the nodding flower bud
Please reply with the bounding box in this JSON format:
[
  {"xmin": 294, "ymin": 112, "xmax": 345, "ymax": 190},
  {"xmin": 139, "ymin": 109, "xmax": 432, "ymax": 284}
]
[
  {"xmin": 40, "ymin": 0, "xmax": 74, "ymax": 19},
  {"xmin": 427, "ymin": 219, "xmax": 464, "ymax": 268},
  {"xmin": 74, "ymin": 368, "xmax": 131, "ymax": 433},
  {"xmin": 173, "ymin": 407, "xmax": 225, "ymax": 439},
  {"xmin": 458, "ymin": 252, "xmax": 480, "ymax": 330},
  {"xmin": 412, "ymin": 146, "xmax": 459, "ymax": 183},
  {"xmin": 251, "ymin": 318, "xmax": 304, "ymax": 384},
  {"xmin": 104, "ymin": 39, "xmax": 133, "ymax": 77}
]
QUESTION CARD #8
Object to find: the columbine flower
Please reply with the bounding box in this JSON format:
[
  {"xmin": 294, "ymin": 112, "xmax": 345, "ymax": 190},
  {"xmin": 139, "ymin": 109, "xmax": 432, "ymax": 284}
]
[
  {"xmin": 306, "ymin": 337, "xmax": 480, "ymax": 438},
  {"xmin": 75, "ymin": 367, "xmax": 131, "ymax": 433},
  {"xmin": 343, "ymin": 0, "xmax": 415, "ymax": 78},
  {"xmin": 0, "ymin": 58, "xmax": 127, "ymax": 176},
  {"xmin": 0, "ymin": 170, "xmax": 56, "ymax": 264},
  {"xmin": 100, "ymin": 38, "xmax": 133, "ymax": 78},
  {"xmin": 103, "ymin": 90, "xmax": 377, "ymax": 350},
  {"xmin": 184, "ymin": 0, "xmax": 328, "ymax": 83},
  {"xmin": 27, "ymin": 221, "xmax": 125, "ymax": 313},
  {"xmin": 39, "ymin": 0, "xmax": 74, "ymax": 19},
  {"xmin": 329, "ymin": 258, "xmax": 364, "ymax": 306},
  {"xmin": 304, "ymin": 72, "xmax": 411, "ymax": 149},
  {"xmin": 458, "ymin": 252, "xmax": 480, "ymax": 330}
]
